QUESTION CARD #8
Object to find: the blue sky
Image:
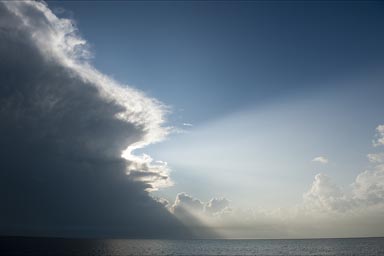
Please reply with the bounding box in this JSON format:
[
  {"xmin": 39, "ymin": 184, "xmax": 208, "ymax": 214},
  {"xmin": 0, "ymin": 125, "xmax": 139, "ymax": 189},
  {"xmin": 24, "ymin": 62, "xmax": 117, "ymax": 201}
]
[
  {"xmin": 50, "ymin": 1, "xmax": 384, "ymax": 125},
  {"xmin": 37, "ymin": 1, "xmax": 384, "ymax": 237}
]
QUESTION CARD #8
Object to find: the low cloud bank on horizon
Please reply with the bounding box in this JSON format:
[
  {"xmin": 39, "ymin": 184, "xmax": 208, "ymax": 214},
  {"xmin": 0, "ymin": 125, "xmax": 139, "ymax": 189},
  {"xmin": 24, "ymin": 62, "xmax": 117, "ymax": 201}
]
[{"xmin": 168, "ymin": 125, "xmax": 384, "ymax": 238}]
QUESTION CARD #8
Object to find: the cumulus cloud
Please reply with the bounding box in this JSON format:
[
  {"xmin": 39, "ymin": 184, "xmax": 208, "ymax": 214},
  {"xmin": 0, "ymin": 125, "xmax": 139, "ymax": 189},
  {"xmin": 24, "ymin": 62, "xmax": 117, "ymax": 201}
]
[
  {"xmin": 171, "ymin": 193, "xmax": 230, "ymax": 217},
  {"xmin": 0, "ymin": 1, "xmax": 190, "ymax": 238},
  {"xmin": 169, "ymin": 193, "xmax": 223, "ymax": 237},
  {"xmin": 312, "ymin": 156, "xmax": 329, "ymax": 164},
  {"xmin": 168, "ymin": 162, "xmax": 384, "ymax": 238},
  {"xmin": 205, "ymin": 198, "xmax": 230, "ymax": 215},
  {"xmin": 345, "ymin": 124, "xmax": 384, "ymax": 209},
  {"xmin": 373, "ymin": 124, "xmax": 384, "ymax": 147},
  {"xmin": 303, "ymin": 173, "xmax": 350, "ymax": 212},
  {"xmin": 353, "ymin": 165, "xmax": 384, "ymax": 205},
  {"xmin": 291, "ymin": 142, "xmax": 384, "ymax": 237},
  {"xmin": 302, "ymin": 125, "xmax": 384, "ymax": 215},
  {"xmin": 171, "ymin": 193, "xmax": 205, "ymax": 217},
  {"xmin": 302, "ymin": 129, "xmax": 384, "ymax": 219},
  {"xmin": 171, "ymin": 125, "xmax": 384, "ymax": 238},
  {"xmin": 367, "ymin": 153, "xmax": 384, "ymax": 163}
]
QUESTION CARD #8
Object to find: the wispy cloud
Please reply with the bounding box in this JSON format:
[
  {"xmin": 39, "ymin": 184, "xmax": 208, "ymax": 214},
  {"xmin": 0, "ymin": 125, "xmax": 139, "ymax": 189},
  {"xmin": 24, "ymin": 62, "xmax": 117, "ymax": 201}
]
[{"xmin": 312, "ymin": 156, "xmax": 329, "ymax": 164}]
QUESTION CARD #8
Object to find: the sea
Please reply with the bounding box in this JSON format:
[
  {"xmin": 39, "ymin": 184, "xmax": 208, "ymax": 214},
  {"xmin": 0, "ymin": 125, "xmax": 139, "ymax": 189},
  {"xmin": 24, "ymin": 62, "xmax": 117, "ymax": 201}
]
[{"xmin": 0, "ymin": 237, "xmax": 383, "ymax": 256}]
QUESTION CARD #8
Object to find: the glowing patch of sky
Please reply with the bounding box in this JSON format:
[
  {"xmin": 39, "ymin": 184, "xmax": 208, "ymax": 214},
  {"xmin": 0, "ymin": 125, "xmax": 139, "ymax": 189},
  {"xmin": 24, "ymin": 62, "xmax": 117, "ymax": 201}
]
[{"xmin": 148, "ymin": 78, "xmax": 384, "ymax": 208}]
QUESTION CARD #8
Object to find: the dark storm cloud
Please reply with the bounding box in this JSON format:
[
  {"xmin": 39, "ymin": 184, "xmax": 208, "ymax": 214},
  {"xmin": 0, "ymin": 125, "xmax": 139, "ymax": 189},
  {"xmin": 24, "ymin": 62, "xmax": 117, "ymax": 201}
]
[{"xmin": 0, "ymin": 1, "xmax": 191, "ymax": 238}]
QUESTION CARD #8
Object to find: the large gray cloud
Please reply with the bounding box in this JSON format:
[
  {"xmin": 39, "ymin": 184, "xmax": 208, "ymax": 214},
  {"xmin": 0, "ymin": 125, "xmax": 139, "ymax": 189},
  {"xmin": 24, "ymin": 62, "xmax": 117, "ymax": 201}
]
[{"xmin": 0, "ymin": 1, "xmax": 191, "ymax": 238}]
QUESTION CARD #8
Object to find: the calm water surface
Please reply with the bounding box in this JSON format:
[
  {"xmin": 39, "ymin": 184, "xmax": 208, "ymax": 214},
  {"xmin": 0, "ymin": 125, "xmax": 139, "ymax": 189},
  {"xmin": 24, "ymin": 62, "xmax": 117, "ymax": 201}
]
[{"xmin": 1, "ymin": 237, "xmax": 383, "ymax": 255}]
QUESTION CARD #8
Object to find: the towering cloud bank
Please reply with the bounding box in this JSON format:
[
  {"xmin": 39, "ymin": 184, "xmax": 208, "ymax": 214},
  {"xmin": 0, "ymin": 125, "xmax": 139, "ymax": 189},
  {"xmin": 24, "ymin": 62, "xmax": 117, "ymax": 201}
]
[{"xmin": 0, "ymin": 1, "xmax": 189, "ymax": 238}]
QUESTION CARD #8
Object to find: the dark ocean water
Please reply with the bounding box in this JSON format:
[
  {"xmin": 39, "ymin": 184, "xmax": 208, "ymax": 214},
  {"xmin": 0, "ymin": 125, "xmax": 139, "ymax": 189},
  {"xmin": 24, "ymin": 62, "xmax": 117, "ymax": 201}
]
[{"xmin": 0, "ymin": 237, "xmax": 383, "ymax": 256}]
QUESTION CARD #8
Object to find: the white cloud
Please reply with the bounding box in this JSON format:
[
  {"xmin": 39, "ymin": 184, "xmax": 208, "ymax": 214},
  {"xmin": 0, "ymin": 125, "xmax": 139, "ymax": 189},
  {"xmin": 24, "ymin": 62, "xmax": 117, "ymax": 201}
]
[
  {"xmin": 303, "ymin": 173, "xmax": 350, "ymax": 212},
  {"xmin": 169, "ymin": 125, "xmax": 384, "ymax": 238},
  {"xmin": 304, "ymin": 149, "xmax": 384, "ymax": 214},
  {"xmin": 312, "ymin": 156, "xmax": 329, "ymax": 164},
  {"xmin": 300, "ymin": 165, "xmax": 384, "ymax": 216},
  {"xmin": 373, "ymin": 124, "xmax": 384, "ymax": 147},
  {"xmin": 170, "ymin": 193, "xmax": 231, "ymax": 220},
  {"xmin": 367, "ymin": 153, "xmax": 384, "ymax": 163},
  {"xmin": 353, "ymin": 165, "xmax": 384, "ymax": 204},
  {"xmin": 205, "ymin": 198, "xmax": 230, "ymax": 215},
  {"xmin": 171, "ymin": 193, "xmax": 205, "ymax": 214},
  {"xmin": 302, "ymin": 127, "xmax": 384, "ymax": 215}
]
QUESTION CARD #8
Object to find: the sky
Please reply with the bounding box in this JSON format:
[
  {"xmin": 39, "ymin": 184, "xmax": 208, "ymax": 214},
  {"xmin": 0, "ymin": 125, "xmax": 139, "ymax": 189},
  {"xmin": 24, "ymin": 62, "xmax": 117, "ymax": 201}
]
[{"xmin": 0, "ymin": 0, "xmax": 384, "ymax": 239}]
